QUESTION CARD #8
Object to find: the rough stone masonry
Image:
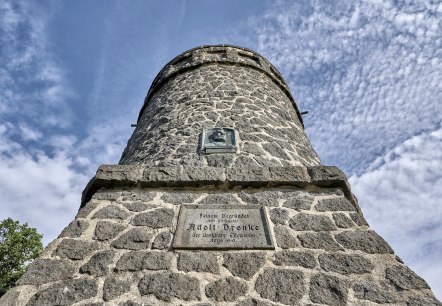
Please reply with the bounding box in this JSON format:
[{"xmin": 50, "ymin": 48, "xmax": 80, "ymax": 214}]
[{"xmin": 1, "ymin": 45, "xmax": 440, "ymax": 306}]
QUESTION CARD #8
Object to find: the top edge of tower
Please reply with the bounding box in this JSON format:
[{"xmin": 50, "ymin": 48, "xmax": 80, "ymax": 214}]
[{"xmin": 137, "ymin": 44, "xmax": 304, "ymax": 128}]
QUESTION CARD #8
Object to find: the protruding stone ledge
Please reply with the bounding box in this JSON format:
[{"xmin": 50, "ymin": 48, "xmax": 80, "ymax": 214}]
[{"xmin": 81, "ymin": 164, "xmax": 359, "ymax": 212}]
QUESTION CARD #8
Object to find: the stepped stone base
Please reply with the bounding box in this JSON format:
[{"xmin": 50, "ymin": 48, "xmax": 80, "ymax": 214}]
[{"xmin": 1, "ymin": 165, "xmax": 440, "ymax": 305}]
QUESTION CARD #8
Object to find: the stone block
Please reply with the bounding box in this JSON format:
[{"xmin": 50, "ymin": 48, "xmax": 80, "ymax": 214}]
[
  {"xmin": 349, "ymin": 212, "xmax": 369, "ymax": 226},
  {"xmin": 115, "ymin": 251, "xmax": 172, "ymax": 271},
  {"xmin": 94, "ymin": 221, "xmax": 125, "ymax": 241},
  {"xmin": 298, "ymin": 232, "xmax": 343, "ymax": 251},
  {"xmin": 138, "ymin": 272, "xmax": 200, "ymax": 301},
  {"xmin": 205, "ymin": 277, "xmax": 248, "ymax": 302},
  {"xmin": 103, "ymin": 276, "xmax": 131, "ymax": 301},
  {"xmin": 283, "ymin": 196, "xmax": 314, "ymax": 211},
  {"xmin": 386, "ymin": 265, "xmax": 429, "ymax": 290},
  {"xmin": 274, "ymin": 226, "xmax": 298, "ymax": 249},
  {"xmin": 315, "ymin": 198, "xmax": 356, "ymax": 212},
  {"xmin": 80, "ymin": 250, "xmax": 115, "ymax": 276},
  {"xmin": 111, "ymin": 228, "xmax": 153, "ymax": 250},
  {"xmin": 95, "ymin": 164, "xmax": 143, "ymax": 186},
  {"xmin": 236, "ymin": 298, "xmax": 277, "ymax": 306},
  {"xmin": 177, "ymin": 252, "xmax": 219, "ymax": 274},
  {"xmin": 17, "ymin": 258, "xmax": 76, "ymax": 285},
  {"xmin": 27, "ymin": 278, "xmax": 98, "ymax": 305},
  {"xmin": 269, "ymin": 208, "xmax": 289, "ymax": 225},
  {"xmin": 59, "ymin": 220, "xmax": 89, "ymax": 238},
  {"xmin": 198, "ymin": 193, "xmax": 242, "ymax": 205},
  {"xmin": 238, "ymin": 190, "xmax": 280, "ymax": 206},
  {"xmin": 223, "ymin": 252, "xmax": 266, "ymax": 280},
  {"xmin": 308, "ymin": 166, "xmax": 347, "ymax": 184},
  {"xmin": 92, "ymin": 205, "xmax": 129, "ymax": 220},
  {"xmin": 353, "ymin": 283, "xmax": 397, "ymax": 303},
  {"xmin": 255, "ymin": 268, "xmax": 305, "ymax": 305},
  {"xmin": 309, "ymin": 273, "xmax": 347, "ymax": 306},
  {"xmin": 273, "ymin": 250, "xmax": 316, "ymax": 268},
  {"xmin": 131, "ymin": 208, "xmax": 174, "ymax": 228},
  {"xmin": 152, "ymin": 231, "xmax": 172, "ymax": 250},
  {"xmin": 226, "ymin": 167, "xmax": 270, "ymax": 187},
  {"xmin": 319, "ymin": 253, "xmax": 373, "ymax": 274},
  {"xmin": 289, "ymin": 213, "xmax": 336, "ymax": 231},
  {"xmin": 332, "ymin": 213, "xmax": 354, "ymax": 228},
  {"xmin": 161, "ymin": 192, "xmax": 200, "ymax": 204},
  {"xmin": 53, "ymin": 239, "xmax": 99, "ymax": 260},
  {"xmin": 123, "ymin": 202, "xmax": 156, "ymax": 212},
  {"xmin": 267, "ymin": 166, "xmax": 309, "ymax": 185},
  {"xmin": 334, "ymin": 230, "xmax": 393, "ymax": 254}
]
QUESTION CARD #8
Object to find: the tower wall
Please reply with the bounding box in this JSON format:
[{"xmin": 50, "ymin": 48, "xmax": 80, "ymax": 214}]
[
  {"xmin": 120, "ymin": 45, "xmax": 320, "ymax": 167},
  {"xmin": 1, "ymin": 45, "xmax": 440, "ymax": 306}
]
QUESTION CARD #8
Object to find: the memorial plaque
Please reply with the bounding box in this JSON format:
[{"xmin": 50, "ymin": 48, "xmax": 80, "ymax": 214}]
[
  {"xmin": 200, "ymin": 127, "xmax": 238, "ymax": 154},
  {"xmin": 173, "ymin": 205, "xmax": 275, "ymax": 249}
]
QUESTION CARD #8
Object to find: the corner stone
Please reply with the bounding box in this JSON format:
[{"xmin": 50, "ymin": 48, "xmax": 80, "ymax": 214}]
[
  {"xmin": 335, "ymin": 230, "xmax": 393, "ymax": 254},
  {"xmin": 386, "ymin": 265, "xmax": 430, "ymax": 290}
]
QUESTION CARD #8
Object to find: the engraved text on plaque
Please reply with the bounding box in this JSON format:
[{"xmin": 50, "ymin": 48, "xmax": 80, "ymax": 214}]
[{"xmin": 173, "ymin": 205, "xmax": 275, "ymax": 249}]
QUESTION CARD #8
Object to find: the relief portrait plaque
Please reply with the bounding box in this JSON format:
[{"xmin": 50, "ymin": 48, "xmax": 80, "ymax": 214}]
[
  {"xmin": 200, "ymin": 127, "xmax": 238, "ymax": 154},
  {"xmin": 173, "ymin": 205, "xmax": 275, "ymax": 249}
]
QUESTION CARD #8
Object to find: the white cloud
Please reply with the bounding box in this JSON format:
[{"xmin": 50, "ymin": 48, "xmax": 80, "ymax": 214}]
[
  {"xmin": 0, "ymin": 124, "xmax": 88, "ymax": 245},
  {"xmin": 238, "ymin": 0, "xmax": 442, "ymax": 174},
  {"xmin": 350, "ymin": 124, "xmax": 442, "ymax": 298}
]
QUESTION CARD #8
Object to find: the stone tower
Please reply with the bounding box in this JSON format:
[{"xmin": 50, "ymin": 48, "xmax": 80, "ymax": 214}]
[{"xmin": 2, "ymin": 45, "xmax": 440, "ymax": 306}]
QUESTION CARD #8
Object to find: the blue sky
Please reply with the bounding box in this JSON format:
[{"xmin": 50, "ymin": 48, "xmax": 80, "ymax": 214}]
[{"xmin": 1, "ymin": 0, "xmax": 441, "ymax": 299}]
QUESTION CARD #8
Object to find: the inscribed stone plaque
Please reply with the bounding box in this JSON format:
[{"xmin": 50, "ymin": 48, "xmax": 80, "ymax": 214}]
[{"xmin": 173, "ymin": 205, "xmax": 275, "ymax": 249}]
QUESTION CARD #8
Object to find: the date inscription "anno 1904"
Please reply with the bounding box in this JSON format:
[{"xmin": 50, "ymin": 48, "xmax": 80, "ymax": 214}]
[{"xmin": 173, "ymin": 205, "xmax": 274, "ymax": 249}]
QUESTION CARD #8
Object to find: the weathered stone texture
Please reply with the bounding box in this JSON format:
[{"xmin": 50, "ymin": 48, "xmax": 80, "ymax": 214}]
[
  {"xmin": 115, "ymin": 251, "xmax": 172, "ymax": 271},
  {"xmin": 386, "ymin": 265, "xmax": 430, "ymax": 290},
  {"xmin": 353, "ymin": 283, "xmax": 398, "ymax": 304},
  {"xmin": 103, "ymin": 276, "xmax": 131, "ymax": 301},
  {"xmin": 111, "ymin": 228, "xmax": 153, "ymax": 250},
  {"xmin": 223, "ymin": 252, "xmax": 266, "ymax": 279},
  {"xmin": 18, "ymin": 259, "xmax": 76, "ymax": 285},
  {"xmin": 131, "ymin": 208, "xmax": 174, "ymax": 228},
  {"xmin": 178, "ymin": 252, "xmax": 219, "ymax": 274},
  {"xmin": 319, "ymin": 253, "xmax": 373, "ymax": 274},
  {"xmin": 274, "ymin": 226, "xmax": 299, "ymax": 249},
  {"xmin": 80, "ymin": 250, "xmax": 115, "ymax": 276},
  {"xmin": 335, "ymin": 230, "xmax": 394, "ymax": 254},
  {"xmin": 138, "ymin": 272, "xmax": 200, "ymax": 301},
  {"xmin": 53, "ymin": 239, "xmax": 99, "ymax": 260},
  {"xmin": 309, "ymin": 273, "xmax": 347, "ymax": 306},
  {"xmin": 273, "ymin": 250, "xmax": 316, "ymax": 268},
  {"xmin": 92, "ymin": 205, "xmax": 129, "ymax": 220},
  {"xmin": 94, "ymin": 221, "xmax": 125, "ymax": 241},
  {"xmin": 59, "ymin": 220, "xmax": 89, "ymax": 238},
  {"xmin": 205, "ymin": 277, "xmax": 248, "ymax": 302},
  {"xmin": 27, "ymin": 278, "xmax": 98, "ymax": 305},
  {"xmin": 152, "ymin": 231, "xmax": 172, "ymax": 249},
  {"xmin": 289, "ymin": 213, "xmax": 336, "ymax": 231},
  {"xmin": 255, "ymin": 269, "xmax": 305, "ymax": 305}
]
